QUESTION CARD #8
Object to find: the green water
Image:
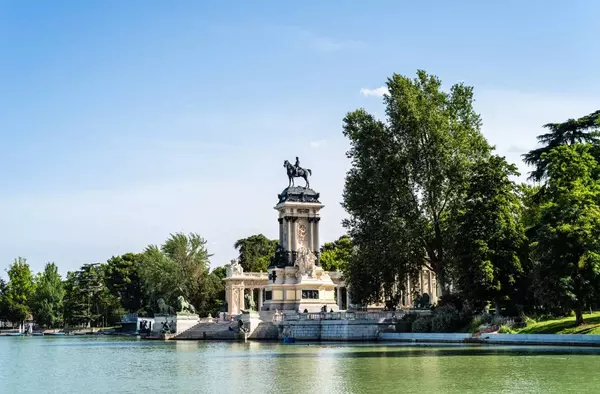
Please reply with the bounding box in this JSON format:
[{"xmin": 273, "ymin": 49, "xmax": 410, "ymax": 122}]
[{"xmin": 1, "ymin": 338, "xmax": 600, "ymax": 393}]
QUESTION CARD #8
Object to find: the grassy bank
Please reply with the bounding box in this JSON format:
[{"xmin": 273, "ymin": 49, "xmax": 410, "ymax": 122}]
[{"xmin": 517, "ymin": 312, "xmax": 600, "ymax": 335}]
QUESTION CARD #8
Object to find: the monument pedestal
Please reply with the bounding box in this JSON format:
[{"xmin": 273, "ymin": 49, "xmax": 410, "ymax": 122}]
[
  {"xmin": 264, "ymin": 186, "xmax": 338, "ymax": 313},
  {"xmin": 152, "ymin": 313, "xmax": 200, "ymax": 335}
]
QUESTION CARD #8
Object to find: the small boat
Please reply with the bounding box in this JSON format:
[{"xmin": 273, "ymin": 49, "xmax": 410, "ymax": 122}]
[
  {"xmin": 7, "ymin": 333, "xmax": 23, "ymax": 337},
  {"xmin": 31, "ymin": 332, "xmax": 44, "ymax": 337},
  {"xmin": 45, "ymin": 332, "xmax": 65, "ymax": 336}
]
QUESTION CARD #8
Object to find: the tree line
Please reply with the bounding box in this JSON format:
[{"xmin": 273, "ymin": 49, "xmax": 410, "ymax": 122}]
[
  {"xmin": 342, "ymin": 70, "xmax": 600, "ymax": 325},
  {"xmin": 0, "ymin": 230, "xmax": 352, "ymax": 329}
]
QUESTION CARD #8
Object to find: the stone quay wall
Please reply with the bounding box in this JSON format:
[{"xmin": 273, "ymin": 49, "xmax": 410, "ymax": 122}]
[
  {"xmin": 280, "ymin": 319, "xmax": 391, "ymax": 341},
  {"xmin": 379, "ymin": 333, "xmax": 600, "ymax": 347}
]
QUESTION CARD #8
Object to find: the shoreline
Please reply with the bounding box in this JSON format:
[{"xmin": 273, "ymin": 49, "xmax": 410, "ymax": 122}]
[{"xmin": 379, "ymin": 332, "xmax": 600, "ymax": 347}]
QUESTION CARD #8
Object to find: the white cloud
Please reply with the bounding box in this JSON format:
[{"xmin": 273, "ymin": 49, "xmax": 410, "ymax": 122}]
[
  {"xmin": 360, "ymin": 86, "xmax": 389, "ymax": 97},
  {"xmin": 310, "ymin": 140, "xmax": 327, "ymax": 148}
]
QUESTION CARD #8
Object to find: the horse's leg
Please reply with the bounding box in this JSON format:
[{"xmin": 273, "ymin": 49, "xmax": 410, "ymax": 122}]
[{"xmin": 304, "ymin": 174, "xmax": 310, "ymax": 188}]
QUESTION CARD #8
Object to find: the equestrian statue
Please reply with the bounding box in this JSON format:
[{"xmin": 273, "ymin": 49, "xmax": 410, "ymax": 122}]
[{"xmin": 283, "ymin": 157, "xmax": 312, "ymax": 188}]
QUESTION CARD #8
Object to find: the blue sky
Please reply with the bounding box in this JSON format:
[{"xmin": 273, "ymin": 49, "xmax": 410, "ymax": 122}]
[{"xmin": 1, "ymin": 0, "xmax": 599, "ymax": 276}]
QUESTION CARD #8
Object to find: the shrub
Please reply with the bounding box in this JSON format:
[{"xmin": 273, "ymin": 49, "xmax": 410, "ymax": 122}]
[
  {"xmin": 431, "ymin": 304, "xmax": 463, "ymax": 333},
  {"xmin": 395, "ymin": 320, "xmax": 411, "ymax": 333},
  {"xmin": 436, "ymin": 293, "xmax": 465, "ymax": 312},
  {"xmin": 412, "ymin": 316, "xmax": 432, "ymax": 333},
  {"xmin": 396, "ymin": 313, "xmax": 418, "ymax": 333},
  {"xmin": 498, "ymin": 324, "xmax": 515, "ymax": 334}
]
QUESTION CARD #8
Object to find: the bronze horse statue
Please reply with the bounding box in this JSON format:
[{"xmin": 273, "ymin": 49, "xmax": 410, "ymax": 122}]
[{"xmin": 284, "ymin": 160, "xmax": 312, "ymax": 188}]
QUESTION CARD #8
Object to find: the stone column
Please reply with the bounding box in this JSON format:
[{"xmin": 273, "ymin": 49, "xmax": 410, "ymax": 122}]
[
  {"xmin": 278, "ymin": 218, "xmax": 283, "ymax": 245},
  {"xmin": 313, "ymin": 217, "xmax": 321, "ymax": 252},
  {"xmin": 258, "ymin": 288, "xmax": 263, "ymax": 311},
  {"xmin": 239, "ymin": 286, "xmax": 245, "ymax": 313},
  {"xmin": 345, "ymin": 285, "xmax": 351, "ymax": 309},
  {"xmin": 285, "ymin": 217, "xmax": 292, "ymax": 251},
  {"xmin": 291, "ymin": 217, "xmax": 298, "ymax": 252},
  {"xmin": 406, "ymin": 275, "xmax": 411, "ymax": 306},
  {"xmin": 428, "ymin": 270, "xmax": 433, "ymax": 296},
  {"xmin": 225, "ymin": 282, "xmax": 232, "ymax": 315},
  {"xmin": 308, "ymin": 217, "xmax": 314, "ymax": 252},
  {"xmin": 337, "ymin": 286, "xmax": 343, "ymax": 310}
]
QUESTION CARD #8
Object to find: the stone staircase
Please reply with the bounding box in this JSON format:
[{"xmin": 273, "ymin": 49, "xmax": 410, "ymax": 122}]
[
  {"xmin": 248, "ymin": 322, "xmax": 280, "ymax": 340},
  {"xmin": 174, "ymin": 322, "xmax": 239, "ymax": 340}
]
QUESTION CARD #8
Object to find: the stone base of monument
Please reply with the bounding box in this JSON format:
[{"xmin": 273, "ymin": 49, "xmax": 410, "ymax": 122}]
[
  {"xmin": 264, "ymin": 265, "xmax": 339, "ymax": 313},
  {"xmin": 152, "ymin": 313, "xmax": 200, "ymax": 335}
]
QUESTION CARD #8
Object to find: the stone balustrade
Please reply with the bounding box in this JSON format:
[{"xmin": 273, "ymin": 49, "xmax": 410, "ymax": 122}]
[{"xmin": 283, "ymin": 310, "xmax": 430, "ymax": 322}]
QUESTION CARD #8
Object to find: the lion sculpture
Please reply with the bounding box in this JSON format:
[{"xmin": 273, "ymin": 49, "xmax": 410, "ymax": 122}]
[
  {"xmin": 157, "ymin": 298, "xmax": 175, "ymax": 315},
  {"xmin": 177, "ymin": 295, "xmax": 197, "ymax": 315}
]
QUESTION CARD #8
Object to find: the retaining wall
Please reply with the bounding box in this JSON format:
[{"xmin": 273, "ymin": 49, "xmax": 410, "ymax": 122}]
[
  {"xmin": 379, "ymin": 332, "xmax": 600, "ymax": 347},
  {"xmin": 281, "ymin": 320, "xmax": 391, "ymax": 341}
]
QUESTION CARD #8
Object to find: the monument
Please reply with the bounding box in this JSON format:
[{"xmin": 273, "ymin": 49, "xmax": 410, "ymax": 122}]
[
  {"xmin": 263, "ymin": 157, "xmax": 338, "ymax": 312},
  {"xmin": 151, "ymin": 296, "xmax": 200, "ymax": 336}
]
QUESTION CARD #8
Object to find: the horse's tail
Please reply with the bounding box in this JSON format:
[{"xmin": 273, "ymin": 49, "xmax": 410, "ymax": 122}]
[{"xmin": 307, "ymin": 169, "xmax": 312, "ymax": 175}]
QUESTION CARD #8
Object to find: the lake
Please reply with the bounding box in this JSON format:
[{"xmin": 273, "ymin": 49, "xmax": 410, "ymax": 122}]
[{"xmin": 1, "ymin": 337, "xmax": 600, "ymax": 393}]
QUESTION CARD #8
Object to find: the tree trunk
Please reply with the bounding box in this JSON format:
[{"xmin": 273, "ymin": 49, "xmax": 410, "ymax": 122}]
[
  {"xmin": 435, "ymin": 264, "xmax": 450, "ymax": 298},
  {"xmin": 494, "ymin": 299, "xmax": 501, "ymax": 316},
  {"xmin": 575, "ymin": 307, "xmax": 585, "ymax": 326}
]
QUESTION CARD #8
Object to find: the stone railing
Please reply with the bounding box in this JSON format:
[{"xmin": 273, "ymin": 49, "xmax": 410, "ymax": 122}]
[
  {"xmin": 283, "ymin": 310, "xmax": 431, "ymax": 322},
  {"xmin": 226, "ymin": 272, "xmax": 269, "ymax": 280}
]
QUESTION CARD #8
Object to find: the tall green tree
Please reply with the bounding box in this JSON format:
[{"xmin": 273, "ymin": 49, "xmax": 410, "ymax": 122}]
[
  {"xmin": 320, "ymin": 235, "xmax": 353, "ymax": 272},
  {"xmin": 63, "ymin": 263, "xmax": 121, "ymax": 327},
  {"xmin": 523, "ymin": 110, "xmax": 600, "ymax": 182},
  {"xmin": 140, "ymin": 232, "xmax": 212, "ymax": 313},
  {"xmin": 198, "ymin": 266, "xmax": 227, "ymax": 317},
  {"xmin": 343, "ymin": 70, "xmax": 491, "ymax": 301},
  {"xmin": 233, "ymin": 234, "xmax": 278, "ymax": 272},
  {"xmin": 532, "ymin": 144, "xmax": 600, "ymax": 325},
  {"xmin": 4, "ymin": 257, "xmax": 35, "ymax": 325},
  {"xmin": 31, "ymin": 263, "xmax": 65, "ymax": 328},
  {"xmin": 452, "ymin": 155, "xmax": 528, "ymax": 314},
  {"xmin": 0, "ymin": 278, "xmax": 9, "ymax": 323},
  {"xmin": 105, "ymin": 253, "xmax": 144, "ymax": 313}
]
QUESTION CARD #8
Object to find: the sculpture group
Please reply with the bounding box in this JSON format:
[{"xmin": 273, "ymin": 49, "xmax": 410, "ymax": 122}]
[
  {"xmin": 156, "ymin": 295, "xmax": 197, "ymax": 315},
  {"xmin": 295, "ymin": 246, "xmax": 317, "ymax": 278}
]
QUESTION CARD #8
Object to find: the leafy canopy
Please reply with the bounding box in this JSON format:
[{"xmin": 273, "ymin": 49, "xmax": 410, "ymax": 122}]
[
  {"xmin": 523, "ymin": 110, "xmax": 600, "ymax": 182},
  {"xmin": 233, "ymin": 234, "xmax": 278, "ymax": 272},
  {"xmin": 320, "ymin": 235, "xmax": 353, "ymax": 272},
  {"xmin": 531, "ymin": 144, "xmax": 600, "ymax": 324},
  {"xmin": 31, "ymin": 262, "xmax": 65, "ymax": 328},
  {"xmin": 342, "ymin": 70, "xmax": 491, "ymax": 302},
  {"xmin": 452, "ymin": 155, "xmax": 528, "ymax": 313}
]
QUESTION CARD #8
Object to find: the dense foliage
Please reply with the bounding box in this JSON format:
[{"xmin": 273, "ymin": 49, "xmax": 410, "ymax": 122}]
[
  {"xmin": 319, "ymin": 235, "xmax": 353, "ymax": 272},
  {"xmin": 233, "ymin": 234, "xmax": 278, "ymax": 272},
  {"xmin": 342, "ymin": 69, "xmax": 600, "ymax": 325},
  {"xmin": 1, "ymin": 232, "xmax": 229, "ymax": 328},
  {"xmin": 31, "ymin": 263, "xmax": 65, "ymax": 328},
  {"xmin": 452, "ymin": 155, "xmax": 529, "ymax": 314},
  {"xmin": 343, "ymin": 70, "xmax": 490, "ymax": 303}
]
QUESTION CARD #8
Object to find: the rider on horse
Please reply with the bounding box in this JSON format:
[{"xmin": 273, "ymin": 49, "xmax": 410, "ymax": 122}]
[{"xmin": 294, "ymin": 157, "xmax": 301, "ymax": 176}]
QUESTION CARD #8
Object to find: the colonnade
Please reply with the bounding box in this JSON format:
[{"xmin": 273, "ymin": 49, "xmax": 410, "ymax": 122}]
[
  {"xmin": 278, "ymin": 215, "xmax": 321, "ymax": 255},
  {"xmin": 223, "ymin": 269, "xmax": 436, "ymax": 316}
]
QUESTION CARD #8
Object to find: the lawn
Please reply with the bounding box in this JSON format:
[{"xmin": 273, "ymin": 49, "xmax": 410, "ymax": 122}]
[{"xmin": 517, "ymin": 312, "xmax": 600, "ymax": 335}]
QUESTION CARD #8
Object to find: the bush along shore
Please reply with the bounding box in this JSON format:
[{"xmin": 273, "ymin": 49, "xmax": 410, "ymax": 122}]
[{"xmin": 393, "ymin": 301, "xmax": 600, "ymax": 344}]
